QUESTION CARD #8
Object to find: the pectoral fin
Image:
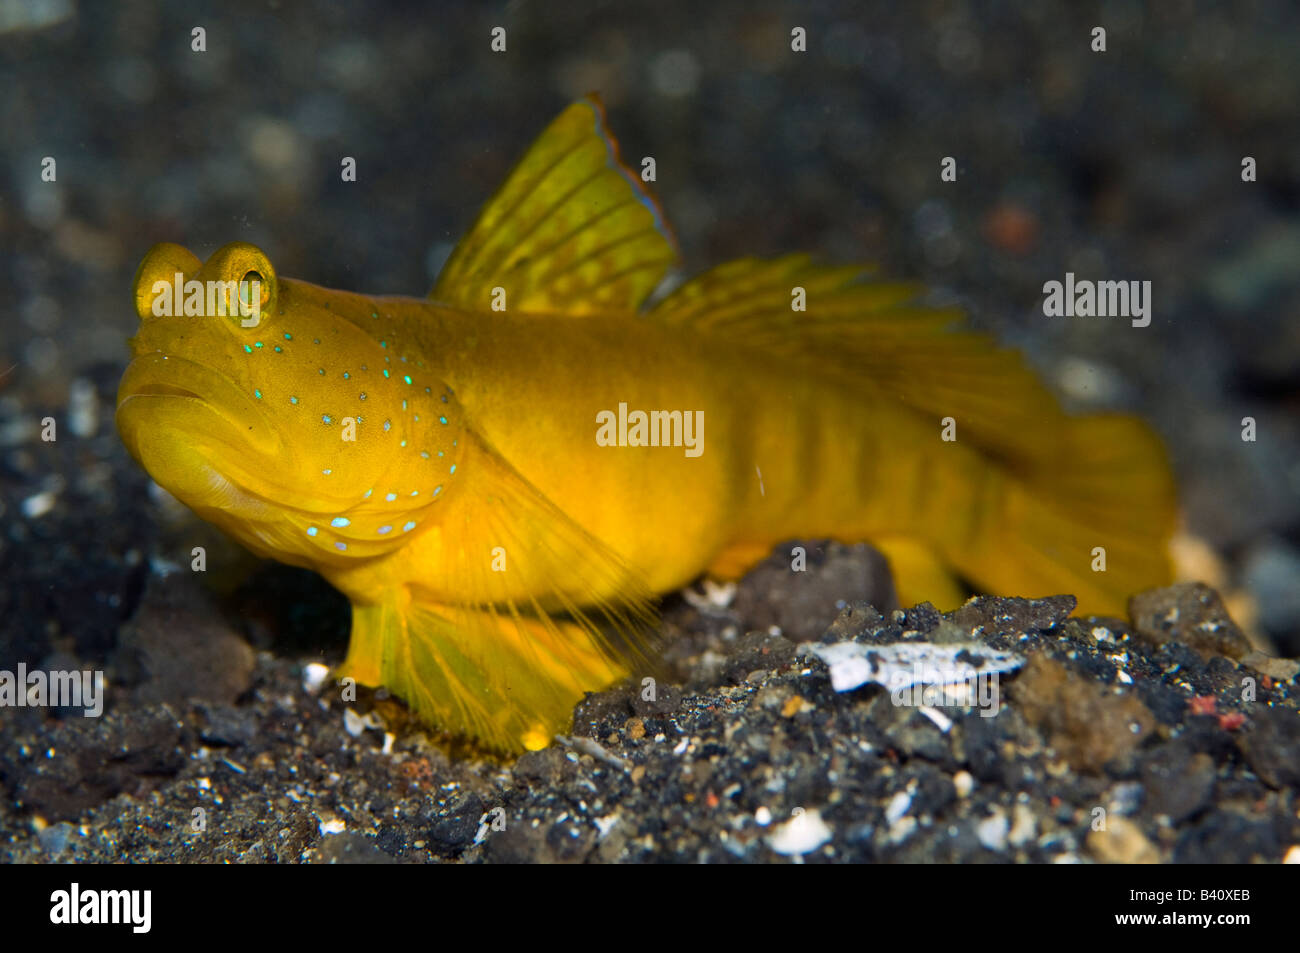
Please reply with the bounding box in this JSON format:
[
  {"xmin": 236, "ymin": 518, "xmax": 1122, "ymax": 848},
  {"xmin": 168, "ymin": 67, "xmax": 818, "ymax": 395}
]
[{"xmin": 337, "ymin": 430, "xmax": 661, "ymax": 753}]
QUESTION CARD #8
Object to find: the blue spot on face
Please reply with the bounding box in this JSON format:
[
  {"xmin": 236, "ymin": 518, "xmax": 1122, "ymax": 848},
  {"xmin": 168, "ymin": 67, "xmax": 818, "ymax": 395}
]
[
  {"xmin": 306, "ymin": 526, "xmax": 318, "ymax": 537},
  {"xmin": 385, "ymin": 492, "xmax": 397, "ymax": 502},
  {"xmin": 403, "ymin": 375, "xmax": 412, "ymax": 385},
  {"xmin": 402, "ymin": 521, "xmax": 416, "ymax": 532},
  {"xmin": 438, "ymin": 416, "xmax": 448, "ymax": 425},
  {"xmin": 331, "ymin": 517, "xmax": 350, "ymax": 528},
  {"xmin": 383, "ymin": 420, "xmax": 391, "ymax": 432},
  {"xmin": 322, "ymin": 415, "xmax": 333, "ymax": 424},
  {"xmin": 335, "ymin": 541, "xmax": 347, "ymax": 551},
  {"xmin": 290, "ymin": 396, "xmax": 299, "ymax": 404},
  {"xmin": 383, "ymin": 369, "xmax": 390, "ymax": 378},
  {"xmin": 377, "ymin": 525, "xmax": 392, "ymax": 534}
]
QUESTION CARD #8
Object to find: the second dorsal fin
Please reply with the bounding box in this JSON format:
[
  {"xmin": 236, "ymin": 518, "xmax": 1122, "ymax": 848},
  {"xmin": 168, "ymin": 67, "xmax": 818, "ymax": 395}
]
[{"xmin": 432, "ymin": 96, "xmax": 679, "ymax": 315}]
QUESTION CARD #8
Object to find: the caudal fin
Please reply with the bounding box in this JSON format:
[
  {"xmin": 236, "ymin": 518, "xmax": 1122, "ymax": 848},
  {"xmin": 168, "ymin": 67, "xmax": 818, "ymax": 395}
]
[
  {"xmin": 650, "ymin": 256, "xmax": 1178, "ymax": 615},
  {"xmin": 946, "ymin": 413, "xmax": 1177, "ymax": 616}
]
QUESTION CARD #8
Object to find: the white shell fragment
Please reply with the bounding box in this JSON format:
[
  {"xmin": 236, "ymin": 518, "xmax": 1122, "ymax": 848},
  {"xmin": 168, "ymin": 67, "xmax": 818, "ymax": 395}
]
[
  {"xmin": 807, "ymin": 641, "xmax": 1025, "ymax": 694},
  {"xmin": 301, "ymin": 662, "xmax": 330, "ymax": 695},
  {"xmin": 767, "ymin": 809, "xmax": 832, "ymax": 856}
]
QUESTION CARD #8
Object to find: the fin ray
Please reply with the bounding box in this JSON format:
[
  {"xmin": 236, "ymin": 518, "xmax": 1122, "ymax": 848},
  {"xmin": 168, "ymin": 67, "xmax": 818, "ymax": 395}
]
[{"xmin": 433, "ymin": 96, "xmax": 679, "ymax": 315}]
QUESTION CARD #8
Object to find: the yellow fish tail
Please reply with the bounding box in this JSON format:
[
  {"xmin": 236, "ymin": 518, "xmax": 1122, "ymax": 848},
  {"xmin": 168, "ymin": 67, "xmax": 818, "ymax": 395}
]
[
  {"xmin": 871, "ymin": 537, "xmax": 967, "ymax": 610},
  {"xmin": 651, "ymin": 256, "xmax": 1178, "ymax": 616},
  {"xmin": 886, "ymin": 411, "xmax": 1177, "ymax": 617},
  {"xmin": 963, "ymin": 413, "xmax": 1177, "ymax": 616}
]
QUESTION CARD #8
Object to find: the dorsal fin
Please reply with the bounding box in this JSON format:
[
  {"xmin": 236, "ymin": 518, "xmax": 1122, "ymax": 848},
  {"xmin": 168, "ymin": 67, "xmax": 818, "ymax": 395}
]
[
  {"xmin": 649, "ymin": 255, "xmax": 1078, "ymax": 470},
  {"xmin": 432, "ymin": 96, "xmax": 679, "ymax": 315}
]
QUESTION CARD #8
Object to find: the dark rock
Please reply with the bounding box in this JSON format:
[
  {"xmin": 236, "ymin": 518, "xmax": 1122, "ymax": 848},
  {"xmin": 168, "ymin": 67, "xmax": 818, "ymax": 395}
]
[
  {"xmin": 722, "ymin": 629, "xmax": 796, "ymax": 684},
  {"xmin": 197, "ymin": 704, "xmax": 258, "ymax": 747},
  {"xmin": 879, "ymin": 703, "xmax": 953, "ymax": 766},
  {"xmin": 1011, "ymin": 654, "xmax": 1154, "ymax": 774},
  {"xmin": 958, "ymin": 711, "xmax": 1008, "ymax": 784},
  {"xmin": 1128, "ymin": 582, "xmax": 1252, "ymax": 661},
  {"xmin": 628, "ymin": 679, "xmax": 683, "ymax": 717},
  {"xmin": 114, "ymin": 574, "xmax": 255, "ymax": 706},
  {"xmin": 480, "ymin": 819, "xmax": 552, "ymax": 864},
  {"xmin": 1140, "ymin": 742, "xmax": 1215, "ymax": 822},
  {"xmin": 311, "ymin": 833, "xmax": 398, "ymax": 864},
  {"xmin": 951, "ymin": 594, "xmax": 1077, "ymax": 638},
  {"xmin": 426, "ymin": 791, "xmax": 486, "ymax": 853},
  {"xmin": 1136, "ymin": 681, "xmax": 1192, "ymax": 726},
  {"xmin": 1236, "ymin": 707, "xmax": 1300, "ymax": 789},
  {"xmin": 572, "ymin": 687, "xmax": 633, "ymax": 735},
  {"xmin": 1173, "ymin": 811, "xmax": 1281, "ymax": 864},
  {"xmin": 821, "ymin": 603, "xmax": 892, "ymax": 643},
  {"xmin": 3, "ymin": 705, "xmax": 185, "ymax": 820},
  {"xmin": 512, "ymin": 748, "xmax": 566, "ymax": 786},
  {"xmin": 730, "ymin": 540, "xmax": 896, "ymax": 639},
  {"xmin": 899, "ymin": 602, "xmax": 943, "ymax": 635}
]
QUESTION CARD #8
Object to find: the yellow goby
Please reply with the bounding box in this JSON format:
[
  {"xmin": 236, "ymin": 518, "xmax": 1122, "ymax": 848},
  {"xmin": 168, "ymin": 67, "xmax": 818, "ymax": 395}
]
[{"xmin": 117, "ymin": 98, "xmax": 1177, "ymax": 752}]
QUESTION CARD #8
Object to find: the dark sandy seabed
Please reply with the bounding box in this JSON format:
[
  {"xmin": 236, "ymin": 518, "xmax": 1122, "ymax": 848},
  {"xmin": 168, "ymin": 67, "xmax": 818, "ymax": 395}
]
[
  {"xmin": 2, "ymin": 1, "xmax": 1300, "ymax": 863},
  {"xmin": 2, "ymin": 526, "xmax": 1298, "ymax": 864}
]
